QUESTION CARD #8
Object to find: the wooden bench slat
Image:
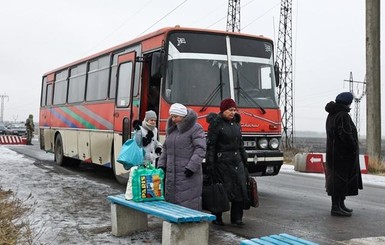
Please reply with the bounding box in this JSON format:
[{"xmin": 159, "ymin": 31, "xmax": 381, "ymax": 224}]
[
  {"xmin": 279, "ymin": 234, "xmax": 318, "ymax": 245},
  {"xmin": 269, "ymin": 235, "xmax": 304, "ymax": 245},
  {"xmin": 107, "ymin": 194, "xmax": 216, "ymax": 223},
  {"xmin": 241, "ymin": 234, "xmax": 318, "ymax": 245},
  {"xmin": 250, "ymin": 238, "xmax": 275, "ymax": 245},
  {"xmin": 260, "ymin": 236, "xmax": 289, "ymax": 245}
]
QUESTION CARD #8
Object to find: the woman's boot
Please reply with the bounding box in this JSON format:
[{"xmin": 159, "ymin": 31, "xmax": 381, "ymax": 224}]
[
  {"xmin": 340, "ymin": 197, "xmax": 353, "ymax": 213},
  {"xmin": 212, "ymin": 213, "xmax": 224, "ymax": 226},
  {"xmin": 331, "ymin": 196, "xmax": 352, "ymax": 217}
]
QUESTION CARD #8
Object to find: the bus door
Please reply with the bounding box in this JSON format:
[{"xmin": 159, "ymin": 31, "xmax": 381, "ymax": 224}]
[
  {"xmin": 114, "ymin": 51, "xmax": 138, "ymax": 143},
  {"xmin": 112, "ymin": 51, "xmax": 139, "ymax": 183}
]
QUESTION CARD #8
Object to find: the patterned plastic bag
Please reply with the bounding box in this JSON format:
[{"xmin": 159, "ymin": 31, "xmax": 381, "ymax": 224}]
[{"xmin": 131, "ymin": 163, "xmax": 164, "ymax": 202}]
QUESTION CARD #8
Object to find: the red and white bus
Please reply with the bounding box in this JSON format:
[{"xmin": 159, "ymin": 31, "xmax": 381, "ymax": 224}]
[{"xmin": 39, "ymin": 26, "xmax": 283, "ymax": 184}]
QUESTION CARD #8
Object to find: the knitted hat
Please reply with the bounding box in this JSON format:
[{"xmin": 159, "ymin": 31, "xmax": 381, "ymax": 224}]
[
  {"xmin": 169, "ymin": 103, "xmax": 187, "ymax": 117},
  {"xmin": 144, "ymin": 110, "xmax": 157, "ymax": 121},
  {"xmin": 220, "ymin": 98, "xmax": 237, "ymax": 112},
  {"xmin": 335, "ymin": 92, "xmax": 353, "ymax": 105}
]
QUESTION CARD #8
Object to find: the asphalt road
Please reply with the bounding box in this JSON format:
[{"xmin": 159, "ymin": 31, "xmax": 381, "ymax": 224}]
[{"xmin": 7, "ymin": 141, "xmax": 385, "ymax": 245}]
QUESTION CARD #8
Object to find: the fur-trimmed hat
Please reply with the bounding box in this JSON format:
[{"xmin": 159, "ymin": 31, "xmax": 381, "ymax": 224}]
[
  {"xmin": 220, "ymin": 98, "xmax": 237, "ymax": 112},
  {"xmin": 144, "ymin": 110, "xmax": 157, "ymax": 121},
  {"xmin": 335, "ymin": 92, "xmax": 353, "ymax": 105},
  {"xmin": 169, "ymin": 103, "xmax": 187, "ymax": 117}
]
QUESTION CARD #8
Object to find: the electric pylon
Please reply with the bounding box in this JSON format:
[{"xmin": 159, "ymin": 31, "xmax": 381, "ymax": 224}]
[
  {"xmin": 344, "ymin": 72, "xmax": 366, "ymax": 137},
  {"xmin": 276, "ymin": 0, "xmax": 294, "ymax": 149},
  {"xmin": 226, "ymin": 0, "xmax": 241, "ymax": 32}
]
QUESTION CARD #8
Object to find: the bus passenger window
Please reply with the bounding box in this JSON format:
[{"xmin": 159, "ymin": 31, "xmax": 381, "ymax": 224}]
[{"xmin": 116, "ymin": 62, "xmax": 133, "ymax": 107}]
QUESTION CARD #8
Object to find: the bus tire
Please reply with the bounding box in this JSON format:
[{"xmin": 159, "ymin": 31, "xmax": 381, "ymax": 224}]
[
  {"xmin": 54, "ymin": 134, "xmax": 68, "ymax": 166},
  {"xmin": 111, "ymin": 148, "xmax": 128, "ymax": 185}
]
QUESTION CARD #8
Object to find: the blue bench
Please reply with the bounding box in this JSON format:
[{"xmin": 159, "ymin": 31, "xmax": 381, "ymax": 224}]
[
  {"xmin": 107, "ymin": 194, "xmax": 216, "ymax": 245},
  {"xmin": 240, "ymin": 233, "xmax": 319, "ymax": 245}
]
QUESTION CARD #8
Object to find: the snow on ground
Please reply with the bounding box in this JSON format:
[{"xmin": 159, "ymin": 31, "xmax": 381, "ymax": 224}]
[
  {"xmin": 1, "ymin": 144, "xmax": 385, "ymax": 244},
  {"xmin": 0, "ymin": 145, "xmax": 244, "ymax": 244}
]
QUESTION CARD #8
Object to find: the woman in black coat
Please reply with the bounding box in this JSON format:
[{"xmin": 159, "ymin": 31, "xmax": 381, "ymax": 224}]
[
  {"xmin": 325, "ymin": 92, "xmax": 363, "ymax": 217},
  {"xmin": 205, "ymin": 98, "xmax": 248, "ymax": 226}
]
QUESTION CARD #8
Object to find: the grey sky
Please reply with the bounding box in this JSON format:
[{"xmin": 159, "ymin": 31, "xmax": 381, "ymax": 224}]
[{"xmin": 0, "ymin": 0, "xmax": 382, "ymax": 134}]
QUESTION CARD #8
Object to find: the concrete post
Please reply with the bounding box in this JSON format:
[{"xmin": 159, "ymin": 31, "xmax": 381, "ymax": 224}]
[{"xmin": 365, "ymin": 0, "xmax": 381, "ymax": 160}]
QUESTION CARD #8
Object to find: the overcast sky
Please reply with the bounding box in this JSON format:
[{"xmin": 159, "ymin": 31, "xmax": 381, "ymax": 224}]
[{"xmin": 0, "ymin": 0, "xmax": 383, "ymax": 135}]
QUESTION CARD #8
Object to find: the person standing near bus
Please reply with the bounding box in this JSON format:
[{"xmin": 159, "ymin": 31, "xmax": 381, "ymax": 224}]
[
  {"xmin": 134, "ymin": 110, "xmax": 162, "ymax": 165},
  {"xmin": 325, "ymin": 92, "xmax": 363, "ymax": 217},
  {"xmin": 205, "ymin": 98, "xmax": 248, "ymax": 226},
  {"xmin": 25, "ymin": 114, "xmax": 35, "ymax": 145},
  {"xmin": 157, "ymin": 103, "xmax": 206, "ymax": 210}
]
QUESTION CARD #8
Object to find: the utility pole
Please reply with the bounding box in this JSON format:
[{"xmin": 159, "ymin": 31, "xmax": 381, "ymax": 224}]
[
  {"xmin": 226, "ymin": 0, "xmax": 241, "ymax": 32},
  {"xmin": 366, "ymin": 0, "xmax": 381, "ymax": 161},
  {"xmin": 0, "ymin": 94, "xmax": 9, "ymax": 123},
  {"xmin": 276, "ymin": 0, "xmax": 294, "ymax": 149},
  {"xmin": 344, "ymin": 72, "xmax": 366, "ymax": 137}
]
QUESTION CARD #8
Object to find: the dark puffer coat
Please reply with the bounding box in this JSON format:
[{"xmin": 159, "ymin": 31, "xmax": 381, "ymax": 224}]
[
  {"xmin": 325, "ymin": 101, "xmax": 363, "ymax": 197},
  {"xmin": 157, "ymin": 109, "xmax": 206, "ymax": 210},
  {"xmin": 205, "ymin": 112, "xmax": 248, "ymax": 202}
]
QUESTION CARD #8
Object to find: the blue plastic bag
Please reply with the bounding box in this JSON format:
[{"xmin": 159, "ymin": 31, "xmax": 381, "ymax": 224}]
[{"xmin": 117, "ymin": 136, "xmax": 145, "ymax": 169}]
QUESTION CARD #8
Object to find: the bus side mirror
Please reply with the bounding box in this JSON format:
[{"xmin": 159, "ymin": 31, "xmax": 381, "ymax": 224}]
[
  {"xmin": 274, "ymin": 62, "xmax": 280, "ymax": 87},
  {"xmin": 151, "ymin": 52, "xmax": 164, "ymax": 79}
]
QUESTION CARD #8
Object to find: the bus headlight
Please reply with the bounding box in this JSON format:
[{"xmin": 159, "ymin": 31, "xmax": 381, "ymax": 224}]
[
  {"xmin": 258, "ymin": 138, "xmax": 268, "ymax": 149},
  {"xmin": 269, "ymin": 138, "xmax": 279, "ymax": 149}
]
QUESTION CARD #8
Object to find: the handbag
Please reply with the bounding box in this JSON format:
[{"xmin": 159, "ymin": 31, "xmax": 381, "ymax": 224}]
[
  {"xmin": 117, "ymin": 133, "xmax": 145, "ymax": 169},
  {"xmin": 131, "ymin": 163, "xmax": 165, "ymax": 202},
  {"xmin": 202, "ymin": 173, "xmax": 230, "ymax": 213},
  {"xmin": 247, "ymin": 176, "xmax": 259, "ymax": 208}
]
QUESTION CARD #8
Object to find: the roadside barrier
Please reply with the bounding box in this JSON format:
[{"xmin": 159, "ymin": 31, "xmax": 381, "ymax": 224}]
[
  {"xmin": 0, "ymin": 135, "xmax": 26, "ymax": 145},
  {"xmin": 294, "ymin": 152, "xmax": 368, "ymax": 174}
]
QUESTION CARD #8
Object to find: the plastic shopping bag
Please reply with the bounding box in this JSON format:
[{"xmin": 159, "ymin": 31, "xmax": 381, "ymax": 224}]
[
  {"xmin": 117, "ymin": 137, "xmax": 145, "ymax": 169},
  {"xmin": 131, "ymin": 163, "xmax": 164, "ymax": 202}
]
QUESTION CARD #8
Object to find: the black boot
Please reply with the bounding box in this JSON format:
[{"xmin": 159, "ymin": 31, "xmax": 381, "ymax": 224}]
[
  {"xmin": 331, "ymin": 196, "xmax": 352, "ymax": 217},
  {"xmin": 212, "ymin": 213, "xmax": 224, "ymax": 226},
  {"xmin": 340, "ymin": 197, "xmax": 353, "ymax": 213}
]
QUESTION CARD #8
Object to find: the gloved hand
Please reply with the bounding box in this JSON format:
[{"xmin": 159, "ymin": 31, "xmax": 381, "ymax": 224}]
[
  {"xmin": 155, "ymin": 147, "xmax": 162, "ymax": 154},
  {"xmin": 133, "ymin": 120, "xmax": 141, "ymax": 131},
  {"xmin": 142, "ymin": 130, "xmax": 154, "ymax": 146},
  {"xmin": 184, "ymin": 168, "xmax": 194, "ymax": 178}
]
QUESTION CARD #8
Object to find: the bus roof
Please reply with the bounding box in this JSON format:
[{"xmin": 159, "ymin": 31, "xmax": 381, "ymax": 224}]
[{"xmin": 43, "ymin": 26, "xmax": 273, "ymax": 76}]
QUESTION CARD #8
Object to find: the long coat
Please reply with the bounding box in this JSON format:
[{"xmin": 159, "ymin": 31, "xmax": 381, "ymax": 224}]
[
  {"xmin": 157, "ymin": 109, "xmax": 206, "ymax": 210},
  {"xmin": 205, "ymin": 112, "xmax": 248, "ymax": 203},
  {"xmin": 325, "ymin": 101, "xmax": 363, "ymax": 197}
]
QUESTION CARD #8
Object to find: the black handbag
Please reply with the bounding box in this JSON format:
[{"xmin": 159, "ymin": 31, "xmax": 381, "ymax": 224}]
[{"xmin": 202, "ymin": 174, "xmax": 230, "ymax": 213}]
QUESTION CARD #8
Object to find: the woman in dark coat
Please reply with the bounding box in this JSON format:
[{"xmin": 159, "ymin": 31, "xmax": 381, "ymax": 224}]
[
  {"xmin": 205, "ymin": 98, "xmax": 248, "ymax": 226},
  {"xmin": 157, "ymin": 103, "xmax": 206, "ymax": 210},
  {"xmin": 325, "ymin": 92, "xmax": 363, "ymax": 217}
]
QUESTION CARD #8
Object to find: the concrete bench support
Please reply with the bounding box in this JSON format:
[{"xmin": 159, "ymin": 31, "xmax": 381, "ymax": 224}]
[
  {"xmin": 111, "ymin": 203, "xmax": 148, "ymax": 236},
  {"xmin": 162, "ymin": 221, "xmax": 209, "ymax": 245}
]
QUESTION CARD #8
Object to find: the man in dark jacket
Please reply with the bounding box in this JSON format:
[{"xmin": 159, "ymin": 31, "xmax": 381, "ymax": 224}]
[{"xmin": 325, "ymin": 92, "xmax": 363, "ymax": 217}]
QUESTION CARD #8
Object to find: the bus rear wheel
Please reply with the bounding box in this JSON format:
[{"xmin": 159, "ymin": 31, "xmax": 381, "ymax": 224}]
[
  {"xmin": 111, "ymin": 150, "xmax": 128, "ymax": 185},
  {"xmin": 55, "ymin": 134, "xmax": 68, "ymax": 166}
]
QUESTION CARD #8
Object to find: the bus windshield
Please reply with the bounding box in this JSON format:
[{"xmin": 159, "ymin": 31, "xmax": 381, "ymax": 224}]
[{"xmin": 164, "ymin": 31, "xmax": 278, "ymax": 109}]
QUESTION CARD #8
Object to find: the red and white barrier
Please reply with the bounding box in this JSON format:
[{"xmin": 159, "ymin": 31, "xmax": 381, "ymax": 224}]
[
  {"xmin": 294, "ymin": 152, "xmax": 369, "ymax": 174},
  {"xmin": 0, "ymin": 135, "xmax": 26, "ymax": 145}
]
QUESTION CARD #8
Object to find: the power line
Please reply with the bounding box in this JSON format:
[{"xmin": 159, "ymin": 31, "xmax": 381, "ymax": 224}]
[{"xmin": 137, "ymin": 0, "xmax": 189, "ymax": 37}]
